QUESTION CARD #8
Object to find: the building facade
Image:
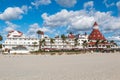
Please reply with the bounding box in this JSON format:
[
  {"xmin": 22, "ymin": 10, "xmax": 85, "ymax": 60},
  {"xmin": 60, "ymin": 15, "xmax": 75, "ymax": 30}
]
[
  {"xmin": 2, "ymin": 22, "xmax": 118, "ymax": 53},
  {"xmin": 2, "ymin": 30, "xmax": 39, "ymax": 52},
  {"xmin": 40, "ymin": 33, "xmax": 88, "ymax": 51},
  {"xmin": 88, "ymin": 22, "xmax": 118, "ymax": 50}
]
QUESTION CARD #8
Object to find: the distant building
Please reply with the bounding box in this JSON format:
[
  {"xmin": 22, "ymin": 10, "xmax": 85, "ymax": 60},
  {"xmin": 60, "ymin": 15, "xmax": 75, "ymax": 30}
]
[
  {"xmin": 2, "ymin": 22, "xmax": 118, "ymax": 53},
  {"xmin": 2, "ymin": 30, "xmax": 39, "ymax": 52},
  {"xmin": 88, "ymin": 22, "xmax": 118, "ymax": 50},
  {"xmin": 41, "ymin": 33, "xmax": 88, "ymax": 51}
]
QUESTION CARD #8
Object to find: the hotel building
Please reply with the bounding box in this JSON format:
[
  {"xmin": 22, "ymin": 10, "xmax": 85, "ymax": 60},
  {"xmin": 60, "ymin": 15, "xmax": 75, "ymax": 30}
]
[
  {"xmin": 2, "ymin": 30, "xmax": 39, "ymax": 52},
  {"xmin": 2, "ymin": 22, "xmax": 118, "ymax": 53}
]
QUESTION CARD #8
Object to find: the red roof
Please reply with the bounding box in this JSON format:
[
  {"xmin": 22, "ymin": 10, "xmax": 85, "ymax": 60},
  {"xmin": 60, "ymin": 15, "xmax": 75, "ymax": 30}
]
[
  {"xmin": 88, "ymin": 22, "xmax": 106, "ymax": 40},
  {"xmin": 68, "ymin": 34, "xmax": 75, "ymax": 39},
  {"xmin": 93, "ymin": 22, "xmax": 98, "ymax": 26},
  {"xmin": 88, "ymin": 29, "xmax": 106, "ymax": 40},
  {"xmin": 7, "ymin": 30, "xmax": 23, "ymax": 37},
  {"xmin": 41, "ymin": 31, "xmax": 44, "ymax": 35}
]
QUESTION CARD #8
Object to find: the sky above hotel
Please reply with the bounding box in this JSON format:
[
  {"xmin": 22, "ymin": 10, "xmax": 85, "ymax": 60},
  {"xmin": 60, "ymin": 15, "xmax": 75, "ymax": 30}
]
[{"xmin": 0, "ymin": 0, "xmax": 120, "ymax": 44}]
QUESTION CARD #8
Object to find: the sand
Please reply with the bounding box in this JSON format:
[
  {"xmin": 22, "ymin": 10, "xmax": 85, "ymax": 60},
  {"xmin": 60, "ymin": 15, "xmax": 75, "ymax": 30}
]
[{"xmin": 0, "ymin": 53, "xmax": 120, "ymax": 80}]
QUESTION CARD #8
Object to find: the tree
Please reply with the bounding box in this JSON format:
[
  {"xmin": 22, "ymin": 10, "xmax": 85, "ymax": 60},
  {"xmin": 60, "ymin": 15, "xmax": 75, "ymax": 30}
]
[
  {"xmin": 95, "ymin": 40, "xmax": 100, "ymax": 52},
  {"xmin": 41, "ymin": 39, "xmax": 46, "ymax": 46},
  {"xmin": 110, "ymin": 40, "xmax": 114, "ymax": 45},
  {"xmin": 0, "ymin": 44, "xmax": 2, "ymax": 49},
  {"xmin": 36, "ymin": 30, "xmax": 44, "ymax": 51},
  {"xmin": 0, "ymin": 35, "xmax": 3, "ymax": 54},
  {"xmin": 32, "ymin": 42, "xmax": 37, "ymax": 50},
  {"xmin": 0, "ymin": 35, "xmax": 2, "ymax": 41},
  {"xmin": 0, "ymin": 35, "xmax": 3, "ymax": 49},
  {"xmin": 50, "ymin": 38, "xmax": 55, "ymax": 50},
  {"xmin": 40, "ymin": 39, "xmax": 46, "ymax": 51},
  {"xmin": 110, "ymin": 40, "xmax": 117, "ymax": 47},
  {"xmin": 37, "ymin": 30, "xmax": 43, "ymax": 39},
  {"xmin": 61, "ymin": 34, "xmax": 67, "ymax": 50},
  {"xmin": 82, "ymin": 40, "xmax": 88, "ymax": 53},
  {"xmin": 74, "ymin": 38, "xmax": 78, "ymax": 47}
]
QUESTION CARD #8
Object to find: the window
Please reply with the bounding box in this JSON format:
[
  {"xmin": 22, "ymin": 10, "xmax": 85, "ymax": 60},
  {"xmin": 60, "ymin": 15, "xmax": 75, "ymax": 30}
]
[
  {"xmin": 28, "ymin": 42, "xmax": 30, "ymax": 44},
  {"xmin": 19, "ymin": 38, "xmax": 22, "ymax": 40}
]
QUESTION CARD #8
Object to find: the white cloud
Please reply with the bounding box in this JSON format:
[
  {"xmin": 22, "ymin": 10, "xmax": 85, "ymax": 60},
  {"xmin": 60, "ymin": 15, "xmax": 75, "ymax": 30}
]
[
  {"xmin": 42, "ymin": 9, "xmax": 71, "ymax": 27},
  {"xmin": 4, "ymin": 21, "xmax": 19, "ymax": 32},
  {"xmin": 107, "ymin": 36, "xmax": 120, "ymax": 46},
  {"xmin": 42, "ymin": 8, "xmax": 120, "ymax": 33},
  {"xmin": 84, "ymin": 1, "xmax": 94, "ymax": 9},
  {"xmin": 94, "ymin": 11, "xmax": 120, "ymax": 32},
  {"xmin": 108, "ymin": 36, "xmax": 120, "ymax": 40},
  {"xmin": 0, "ymin": 6, "xmax": 28, "ymax": 21},
  {"xmin": 31, "ymin": 0, "xmax": 51, "ymax": 8},
  {"xmin": 42, "ymin": 9, "xmax": 95, "ymax": 32},
  {"xmin": 68, "ymin": 16, "xmax": 94, "ymax": 31},
  {"xmin": 21, "ymin": 5, "xmax": 29, "ymax": 13},
  {"xmin": 55, "ymin": 0, "xmax": 77, "ymax": 8},
  {"xmin": 103, "ymin": 0, "xmax": 115, "ymax": 8},
  {"xmin": 27, "ymin": 23, "xmax": 53, "ymax": 37}
]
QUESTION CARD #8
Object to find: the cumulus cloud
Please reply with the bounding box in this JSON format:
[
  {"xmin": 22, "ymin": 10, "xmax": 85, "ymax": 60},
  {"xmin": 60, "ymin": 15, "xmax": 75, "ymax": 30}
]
[
  {"xmin": 55, "ymin": 0, "xmax": 77, "ymax": 8},
  {"xmin": 94, "ymin": 11, "xmax": 120, "ymax": 32},
  {"xmin": 84, "ymin": 1, "xmax": 94, "ymax": 10},
  {"xmin": 108, "ymin": 36, "xmax": 120, "ymax": 41},
  {"xmin": 42, "ymin": 8, "xmax": 120, "ymax": 33},
  {"xmin": 42, "ymin": 9, "xmax": 95, "ymax": 32},
  {"xmin": 68, "ymin": 16, "xmax": 94, "ymax": 31},
  {"xmin": 103, "ymin": 0, "xmax": 115, "ymax": 8},
  {"xmin": 27, "ymin": 23, "xmax": 53, "ymax": 37},
  {"xmin": 0, "ymin": 6, "xmax": 28, "ymax": 21},
  {"xmin": 4, "ymin": 21, "xmax": 19, "ymax": 32},
  {"xmin": 21, "ymin": 5, "xmax": 29, "ymax": 13},
  {"xmin": 42, "ymin": 9, "xmax": 71, "ymax": 27},
  {"xmin": 107, "ymin": 36, "xmax": 120, "ymax": 46},
  {"xmin": 107, "ymin": 30, "xmax": 120, "ymax": 46},
  {"xmin": 31, "ymin": 0, "xmax": 51, "ymax": 8}
]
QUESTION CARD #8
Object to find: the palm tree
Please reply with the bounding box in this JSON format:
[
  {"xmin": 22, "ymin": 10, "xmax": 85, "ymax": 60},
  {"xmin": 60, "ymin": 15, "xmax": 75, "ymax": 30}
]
[
  {"xmin": 0, "ymin": 34, "xmax": 2, "ymax": 42},
  {"xmin": 0, "ymin": 35, "xmax": 3, "ymax": 48},
  {"xmin": 0, "ymin": 35, "xmax": 2, "ymax": 41},
  {"xmin": 100, "ymin": 40, "xmax": 106, "ymax": 49},
  {"xmin": 61, "ymin": 34, "xmax": 67, "ymax": 50},
  {"xmin": 32, "ymin": 42, "xmax": 37, "ymax": 50},
  {"xmin": 50, "ymin": 38, "xmax": 55, "ymax": 50},
  {"xmin": 0, "ymin": 35, "xmax": 3, "ymax": 53},
  {"xmin": 36, "ymin": 30, "xmax": 44, "ymax": 51},
  {"xmin": 74, "ymin": 38, "xmax": 78, "ymax": 47},
  {"xmin": 110, "ymin": 40, "xmax": 117, "ymax": 48},
  {"xmin": 40, "ymin": 39, "xmax": 46, "ymax": 51},
  {"xmin": 41, "ymin": 39, "xmax": 46, "ymax": 46},
  {"xmin": 110, "ymin": 40, "xmax": 114, "ymax": 45},
  {"xmin": 95, "ymin": 40, "xmax": 100, "ymax": 52},
  {"xmin": 37, "ymin": 30, "xmax": 43, "ymax": 39},
  {"xmin": 82, "ymin": 40, "xmax": 88, "ymax": 53}
]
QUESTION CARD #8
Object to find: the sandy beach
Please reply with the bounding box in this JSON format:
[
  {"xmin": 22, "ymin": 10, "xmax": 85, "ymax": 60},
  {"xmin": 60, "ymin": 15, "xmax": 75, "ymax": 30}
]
[{"xmin": 0, "ymin": 53, "xmax": 120, "ymax": 80}]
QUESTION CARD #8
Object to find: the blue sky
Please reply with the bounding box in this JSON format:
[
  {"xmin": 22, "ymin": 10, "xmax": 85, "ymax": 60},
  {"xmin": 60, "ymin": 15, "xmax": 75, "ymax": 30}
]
[{"xmin": 0, "ymin": 0, "xmax": 120, "ymax": 44}]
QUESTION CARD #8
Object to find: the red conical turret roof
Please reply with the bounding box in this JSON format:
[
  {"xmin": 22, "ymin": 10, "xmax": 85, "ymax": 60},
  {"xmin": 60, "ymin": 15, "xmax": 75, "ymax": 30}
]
[
  {"xmin": 88, "ymin": 22, "xmax": 106, "ymax": 40},
  {"xmin": 93, "ymin": 22, "xmax": 98, "ymax": 26}
]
